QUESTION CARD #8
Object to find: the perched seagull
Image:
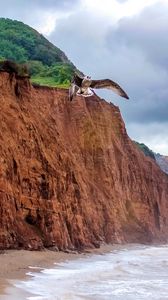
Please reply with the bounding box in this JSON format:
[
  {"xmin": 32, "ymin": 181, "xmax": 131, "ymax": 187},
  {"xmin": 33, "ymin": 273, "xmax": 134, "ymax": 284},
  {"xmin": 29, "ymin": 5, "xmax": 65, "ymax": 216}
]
[{"xmin": 69, "ymin": 73, "xmax": 129, "ymax": 101}]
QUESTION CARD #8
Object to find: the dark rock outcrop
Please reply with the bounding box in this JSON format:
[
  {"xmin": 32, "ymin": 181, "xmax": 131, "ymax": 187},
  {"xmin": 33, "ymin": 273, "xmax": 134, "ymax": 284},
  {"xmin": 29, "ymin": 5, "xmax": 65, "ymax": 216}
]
[
  {"xmin": 0, "ymin": 72, "xmax": 168, "ymax": 250},
  {"xmin": 155, "ymin": 154, "xmax": 168, "ymax": 175}
]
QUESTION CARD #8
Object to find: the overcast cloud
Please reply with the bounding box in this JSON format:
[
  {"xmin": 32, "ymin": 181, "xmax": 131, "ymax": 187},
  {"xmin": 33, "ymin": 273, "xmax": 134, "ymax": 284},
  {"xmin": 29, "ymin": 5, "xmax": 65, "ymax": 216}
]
[
  {"xmin": 0, "ymin": 0, "xmax": 168, "ymax": 154},
  {"xmin": 1, "ymin": 0, "xmax": 80, "ymax": 34},
  {"xmin": 116, "ymin": 0, "xmax": 128, "ymax": 2}
]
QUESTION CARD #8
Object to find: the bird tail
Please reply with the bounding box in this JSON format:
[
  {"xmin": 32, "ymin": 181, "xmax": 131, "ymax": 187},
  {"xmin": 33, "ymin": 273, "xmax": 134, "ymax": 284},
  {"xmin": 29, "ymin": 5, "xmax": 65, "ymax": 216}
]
[{"xmin": 69, "ymin": 83, "xmax": 78, "ymax": 101}]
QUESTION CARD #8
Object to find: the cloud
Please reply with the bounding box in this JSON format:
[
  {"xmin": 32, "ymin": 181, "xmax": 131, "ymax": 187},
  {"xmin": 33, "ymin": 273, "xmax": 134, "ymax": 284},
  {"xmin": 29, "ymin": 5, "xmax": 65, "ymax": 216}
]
[
  {"xmin": 50, "ymin": 9, "xmax": 112, "ymax": 73},
  {"xmin": 1, "ymin": 0, "xmax": 79, "ymax": 11},
  {"xmin": 104, "ymin": 2, "xmax": 168, "ymax": 125},
  {"xmin": 0, "ymin": 0, "xmax": 80, "ymax": 34},
  {"xmin": 116, "ymin": 0, "xmax": 128, "ymax": 2},
  {"xmin": 128, "ymin": 122, "xmax": 168, "ymax": 155},
  {"xmin": 107, "ymin": 2, "xmax": 168, "ymax": 69}
]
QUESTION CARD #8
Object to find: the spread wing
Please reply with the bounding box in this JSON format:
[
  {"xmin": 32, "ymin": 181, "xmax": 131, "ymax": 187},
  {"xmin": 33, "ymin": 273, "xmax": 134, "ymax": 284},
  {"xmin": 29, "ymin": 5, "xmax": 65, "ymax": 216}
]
[{"xmin": 90, "ymin": 79, "xmax": 129, "ymax": 99}]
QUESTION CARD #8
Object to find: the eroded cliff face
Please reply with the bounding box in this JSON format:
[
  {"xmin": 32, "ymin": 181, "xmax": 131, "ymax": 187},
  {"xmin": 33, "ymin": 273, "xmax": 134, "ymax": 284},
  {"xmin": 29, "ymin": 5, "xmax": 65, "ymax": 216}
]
[{"xmin": 0, "ymin": 72, "xmax": 168, "ymax": 250}]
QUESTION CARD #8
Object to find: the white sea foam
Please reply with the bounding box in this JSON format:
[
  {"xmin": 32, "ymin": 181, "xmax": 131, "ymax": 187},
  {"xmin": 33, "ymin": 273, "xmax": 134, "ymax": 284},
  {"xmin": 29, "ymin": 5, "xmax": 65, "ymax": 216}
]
[{"xmin": 14, "ymin": 245, "xmax": 168, "ymax": 300}]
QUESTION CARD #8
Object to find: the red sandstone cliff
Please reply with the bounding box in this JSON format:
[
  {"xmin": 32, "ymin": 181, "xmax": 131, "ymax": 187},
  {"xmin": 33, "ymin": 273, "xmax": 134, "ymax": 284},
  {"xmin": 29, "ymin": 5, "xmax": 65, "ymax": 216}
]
[{"xmin": 0, "ymin": 72, "xmax": 168, "ymax": 250}]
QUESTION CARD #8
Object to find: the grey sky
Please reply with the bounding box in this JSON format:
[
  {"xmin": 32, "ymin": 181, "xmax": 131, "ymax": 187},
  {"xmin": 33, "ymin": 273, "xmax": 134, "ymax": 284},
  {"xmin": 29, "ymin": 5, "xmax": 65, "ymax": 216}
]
[
  {"xmin": 0, "ymin": 0, "xmax": 78, "ymax": 10},
  {"xmin": 0, "ymin": 0, "xmax": 80, "ymax": 32},
  {"xmin": 116, "ymin": 0, "xmax": 128, "ymax": 2},
  {"xmin": 0, "ymin": 0, "xmax": 168, "ymax": 154}
]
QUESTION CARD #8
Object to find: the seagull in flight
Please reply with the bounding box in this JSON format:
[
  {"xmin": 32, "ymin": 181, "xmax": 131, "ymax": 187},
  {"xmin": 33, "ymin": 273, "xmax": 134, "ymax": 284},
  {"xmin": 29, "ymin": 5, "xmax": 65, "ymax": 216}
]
[{"xmin": 69, "ymin": 73, "xmax": 129, "ymax": 101}]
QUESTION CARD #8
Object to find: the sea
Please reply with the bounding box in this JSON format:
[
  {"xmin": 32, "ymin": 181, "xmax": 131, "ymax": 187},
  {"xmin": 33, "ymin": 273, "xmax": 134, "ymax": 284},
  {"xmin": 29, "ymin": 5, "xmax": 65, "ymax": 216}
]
[{"xmin": 4, "ymin": 244, "xmax": 168, "ymax": 300}]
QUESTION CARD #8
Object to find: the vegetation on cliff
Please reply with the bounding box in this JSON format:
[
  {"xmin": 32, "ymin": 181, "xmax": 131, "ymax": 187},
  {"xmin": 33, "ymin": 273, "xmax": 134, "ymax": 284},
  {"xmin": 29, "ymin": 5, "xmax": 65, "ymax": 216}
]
[
  {"xmin": 134, "ymin": 141, "xmax": 156, "ymax": 160},
  {"xmin": 0, "ymin": 18, "xmax": 75, "ymax": 87},
  {"xmin": 134, "ymin": 141, "xmax": 168, "ymax": 175}
]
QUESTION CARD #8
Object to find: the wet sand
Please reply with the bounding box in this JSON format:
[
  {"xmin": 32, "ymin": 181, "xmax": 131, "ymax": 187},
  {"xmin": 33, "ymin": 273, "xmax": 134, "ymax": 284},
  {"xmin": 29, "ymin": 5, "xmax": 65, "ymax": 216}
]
[{"xmin": 0, "ymin": 244, "xmax": 114, "ymax": 299}]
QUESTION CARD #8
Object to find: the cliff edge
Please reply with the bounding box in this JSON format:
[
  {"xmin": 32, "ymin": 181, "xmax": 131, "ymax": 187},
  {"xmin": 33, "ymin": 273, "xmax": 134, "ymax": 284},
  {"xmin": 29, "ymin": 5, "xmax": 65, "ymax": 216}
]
[{"xmin": 0, "ymin": 72, "xmax": 168, "ymax": 250}]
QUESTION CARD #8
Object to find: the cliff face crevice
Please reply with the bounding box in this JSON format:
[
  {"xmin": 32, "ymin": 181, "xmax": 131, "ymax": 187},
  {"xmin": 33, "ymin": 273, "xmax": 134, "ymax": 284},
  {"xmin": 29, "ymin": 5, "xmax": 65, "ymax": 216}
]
[{"xmin": 0, "ymin": 72, "xmax": 168, "ymax": 250}]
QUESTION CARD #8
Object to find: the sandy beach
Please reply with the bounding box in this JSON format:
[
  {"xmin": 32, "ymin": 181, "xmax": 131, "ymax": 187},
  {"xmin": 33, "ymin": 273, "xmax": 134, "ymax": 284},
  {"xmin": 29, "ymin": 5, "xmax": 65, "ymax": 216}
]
[
  {"xmin": 0, "ymin": 249, "xmax": 83, "ymax": 299},
  {"xmin": 0, "ymin": 244, "xmax": 114, "ymax": 299}
]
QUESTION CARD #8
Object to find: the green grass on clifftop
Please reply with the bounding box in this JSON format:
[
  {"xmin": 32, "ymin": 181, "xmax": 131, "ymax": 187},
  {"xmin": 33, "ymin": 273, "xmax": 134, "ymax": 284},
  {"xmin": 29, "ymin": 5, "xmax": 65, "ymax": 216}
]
[{"xmin": 31, "ymin": 76, "xmax": 69, "ymax": 88}]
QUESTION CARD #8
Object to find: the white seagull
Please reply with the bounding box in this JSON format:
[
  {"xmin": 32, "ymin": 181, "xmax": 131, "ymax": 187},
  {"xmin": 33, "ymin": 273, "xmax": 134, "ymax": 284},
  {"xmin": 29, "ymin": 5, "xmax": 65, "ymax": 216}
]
[{"xmin": 69, "ymin": 73, "xmax": 129, "ymax": 101}]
